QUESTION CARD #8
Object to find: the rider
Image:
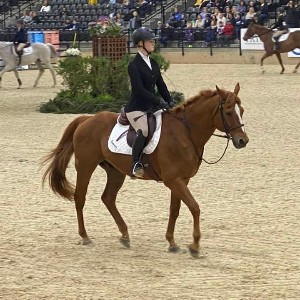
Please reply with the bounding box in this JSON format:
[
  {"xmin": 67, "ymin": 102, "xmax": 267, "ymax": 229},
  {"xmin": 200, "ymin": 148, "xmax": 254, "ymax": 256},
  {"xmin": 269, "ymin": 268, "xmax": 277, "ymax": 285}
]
[
  {"xmin": 124, "ymin": 27, "xmax": 175, "ymax": 179},
  {"xmin": 12, "ymin": 19, "xmax": 27, "ymax": 66},
  {"xmin": 270, "ymin": 7, "xmax": 288, "ymax": 51}
]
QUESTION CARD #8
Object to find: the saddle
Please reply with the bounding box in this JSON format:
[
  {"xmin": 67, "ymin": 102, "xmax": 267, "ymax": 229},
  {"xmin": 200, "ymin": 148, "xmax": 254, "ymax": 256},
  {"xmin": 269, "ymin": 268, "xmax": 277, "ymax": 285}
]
[
  {"xmin": 118, "ymin": 108, "xmax": 157, "ymax": 148},
  {"xmin": 13, "ymin": 43, "xmax": 31, "ymax": 56}
]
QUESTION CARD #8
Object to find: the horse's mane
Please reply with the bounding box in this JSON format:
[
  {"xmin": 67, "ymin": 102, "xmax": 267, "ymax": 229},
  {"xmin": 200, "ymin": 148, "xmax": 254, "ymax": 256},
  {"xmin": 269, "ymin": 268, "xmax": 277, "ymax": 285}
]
[{"xmin": 173, "ymin": 89, "xmax": 218, "ymax": 113}]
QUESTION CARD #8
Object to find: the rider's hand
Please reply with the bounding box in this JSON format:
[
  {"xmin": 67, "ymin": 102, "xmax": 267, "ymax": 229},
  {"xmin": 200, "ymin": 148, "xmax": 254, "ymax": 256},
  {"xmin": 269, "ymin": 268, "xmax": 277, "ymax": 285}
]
[
  {"xmin": 168, "ymin": 100, "xmax": 175, "ymax": 108},
  {"xmin": 159, "ymin": 100, "xmax": 169, "ymax": 110}
]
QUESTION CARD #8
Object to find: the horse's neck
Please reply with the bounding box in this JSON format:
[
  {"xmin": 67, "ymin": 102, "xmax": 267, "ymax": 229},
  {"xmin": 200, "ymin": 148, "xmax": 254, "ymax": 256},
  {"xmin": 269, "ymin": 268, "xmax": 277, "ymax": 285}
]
[
  {"xmin": 183, "ymin": 96, "xmax": 218, "ymax": 147},
  {"xmin": 255, "ymin": 26, "xmax": 271, "ymax": 42}
]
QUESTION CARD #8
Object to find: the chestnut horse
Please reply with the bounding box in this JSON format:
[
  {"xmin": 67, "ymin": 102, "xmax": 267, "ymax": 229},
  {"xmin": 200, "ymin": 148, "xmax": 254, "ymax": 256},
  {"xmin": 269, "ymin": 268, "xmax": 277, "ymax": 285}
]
[
  {"xmin": 42, "ymin": 83, "xmax": 249, "ymax": 257},
  {"xmin": 243, "ymin": 22, "xmax": 300, "ymax": 74}
]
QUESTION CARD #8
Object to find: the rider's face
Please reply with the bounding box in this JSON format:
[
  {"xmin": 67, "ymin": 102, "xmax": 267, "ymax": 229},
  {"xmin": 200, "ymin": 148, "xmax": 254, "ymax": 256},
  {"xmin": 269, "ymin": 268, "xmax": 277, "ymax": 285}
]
[{"xmin": 144, "ymin": 39, "xmax": 155, "ymax": 53}]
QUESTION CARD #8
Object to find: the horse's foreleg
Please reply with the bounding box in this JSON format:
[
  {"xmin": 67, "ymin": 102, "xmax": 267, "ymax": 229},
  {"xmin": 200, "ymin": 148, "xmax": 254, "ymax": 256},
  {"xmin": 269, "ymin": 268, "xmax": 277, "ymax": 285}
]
[
  {"xmin": 275, "ymin": 52, "xmax": 285, "ymax": 74},
  {"xmin": 34, "ymin": 59, "xmax": 44, "ymax": 87},
  {"xmin": 44, "ymin": 61, "xmax": 56, "ymax": 87},
  {"xmin": 293, "ymin": 62, "xmax": 300, "ymax": 73},
  {"xmin": 0, "ymin": 65, "xmax": 12, "ymax": 88},
  {"xmin": 165, "ymin": 179, "xmax": 201, "ymax": 257},
  {"xmin": 100, "ymin": 162, "xmax": 129, "ymax": 248},
  {"xmin": 260, "ymin": 52, "xmax": 272, "ymax": 74},
  {"xmin": 13, "ymin": 69, "xmax": 22, "ymax": 89},
  {"xmin": 166, "ymin": 192, "xmax": 182, "ymax": 253}
]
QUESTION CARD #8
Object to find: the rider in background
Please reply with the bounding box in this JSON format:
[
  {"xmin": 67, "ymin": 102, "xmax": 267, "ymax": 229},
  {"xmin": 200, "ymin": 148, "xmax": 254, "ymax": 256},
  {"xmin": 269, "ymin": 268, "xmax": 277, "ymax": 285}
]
[
  {"xmin": 12, "ymin": 19, "xmax": 27, "ymax": 66},
  {"xmin": 124, "ymin": 27, "xmax": 174, "ymax": 179},
  {"xmin": 270, "ymin": 7, "xmax": 288, "ymax": 51}
]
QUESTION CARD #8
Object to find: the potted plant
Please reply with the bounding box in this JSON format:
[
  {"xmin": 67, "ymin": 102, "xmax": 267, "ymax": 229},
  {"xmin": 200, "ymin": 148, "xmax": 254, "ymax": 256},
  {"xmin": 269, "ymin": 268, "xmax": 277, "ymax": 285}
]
[{"xmin": 88, "ymin": 16, "xmax": 127, "ymax": 61}]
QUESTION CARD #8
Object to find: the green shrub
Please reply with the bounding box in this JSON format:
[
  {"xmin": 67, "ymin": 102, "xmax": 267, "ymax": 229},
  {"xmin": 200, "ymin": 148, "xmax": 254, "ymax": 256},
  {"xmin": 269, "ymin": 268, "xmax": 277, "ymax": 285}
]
[{"xmin": 40, "ymin": 52, "xmax": 182, "ymax": 114}]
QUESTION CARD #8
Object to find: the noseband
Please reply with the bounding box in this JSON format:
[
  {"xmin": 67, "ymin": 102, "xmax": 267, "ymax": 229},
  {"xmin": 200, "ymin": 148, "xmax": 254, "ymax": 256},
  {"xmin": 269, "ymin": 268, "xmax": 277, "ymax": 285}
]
[{"xmin": 216, "ymin": 98, "xmax": 245, "ymax": 139}]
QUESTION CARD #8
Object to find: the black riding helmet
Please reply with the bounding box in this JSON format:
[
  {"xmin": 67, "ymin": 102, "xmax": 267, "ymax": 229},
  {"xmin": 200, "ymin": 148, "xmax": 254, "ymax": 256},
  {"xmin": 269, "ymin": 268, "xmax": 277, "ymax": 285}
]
[{"xmin": 132, "ymin": 27, "xmax": 157, "ymax": 46}]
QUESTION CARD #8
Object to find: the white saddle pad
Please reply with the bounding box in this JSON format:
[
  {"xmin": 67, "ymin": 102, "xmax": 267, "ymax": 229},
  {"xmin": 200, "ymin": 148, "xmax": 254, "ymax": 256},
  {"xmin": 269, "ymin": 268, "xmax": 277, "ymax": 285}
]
[
  {"xmin": 272, "ymin": 32, "xmax": 290, "ymax": 43},
  {"xmin": 108, "ymin": 110, "xmax": 163, "ymax": 155},
  {"xmin": 13, "ymin": 46, "xmax": 33, "ymax": 56}
]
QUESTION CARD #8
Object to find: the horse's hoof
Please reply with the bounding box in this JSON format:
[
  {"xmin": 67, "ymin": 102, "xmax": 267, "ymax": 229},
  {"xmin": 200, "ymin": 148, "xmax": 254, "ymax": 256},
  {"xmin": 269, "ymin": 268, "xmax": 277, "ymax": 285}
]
[
  {"xmin": 188, "ymin": 245, "xmax": 199, "ymax": 258},
  {"xmin": 17, "ymin": 86, "xmax": 21, "ymax": 89},
  {"xmin": 81, "ymin": 238, "xmax": 92, "ymax": 246},
  {"xmin": 168, "ymin": 246, "xmax": 181, "ymax": 253},
  {"xmin": 261, "ymin": 70, "xmax": 265, "ymax": 74},
  {"xmin": 293, "ymin": 70, "xmax": 297, "ymax": 73},
  {"xmin": 119, "ymin": 237, "xmax": 130, "ymax": 248}
]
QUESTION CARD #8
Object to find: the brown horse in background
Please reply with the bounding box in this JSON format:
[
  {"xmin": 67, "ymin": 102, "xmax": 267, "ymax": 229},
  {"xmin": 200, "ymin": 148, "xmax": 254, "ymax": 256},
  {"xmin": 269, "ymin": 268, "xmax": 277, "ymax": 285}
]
[
  {"xmin": 243, "ymin": 22, "xmax": 300, "ymax": 74},
  {"xmin": 42, "ymin": 83, "xmax": 249, "ymax": 257}
]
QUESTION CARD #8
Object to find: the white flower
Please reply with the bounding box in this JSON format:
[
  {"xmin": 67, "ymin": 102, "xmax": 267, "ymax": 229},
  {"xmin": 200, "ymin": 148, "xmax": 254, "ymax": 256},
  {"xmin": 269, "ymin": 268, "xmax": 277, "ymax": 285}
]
[{"xmin": 66, "ymin": 48, "xmax": 81, "ymax": 57}]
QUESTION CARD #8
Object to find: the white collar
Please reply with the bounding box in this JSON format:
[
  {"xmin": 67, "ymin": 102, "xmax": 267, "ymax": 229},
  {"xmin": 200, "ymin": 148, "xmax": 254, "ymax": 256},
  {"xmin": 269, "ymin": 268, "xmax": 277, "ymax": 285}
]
[{"xmin": 138, "ymin": 51, "xmax": 152, "ymax": 70}]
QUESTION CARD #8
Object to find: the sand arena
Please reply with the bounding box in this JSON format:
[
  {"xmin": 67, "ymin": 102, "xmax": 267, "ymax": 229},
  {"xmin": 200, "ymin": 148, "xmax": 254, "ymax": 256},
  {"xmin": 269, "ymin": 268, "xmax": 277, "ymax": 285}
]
[{"xmin": 0, "ymin": 64, "xmax": 299, "ymax": 299}]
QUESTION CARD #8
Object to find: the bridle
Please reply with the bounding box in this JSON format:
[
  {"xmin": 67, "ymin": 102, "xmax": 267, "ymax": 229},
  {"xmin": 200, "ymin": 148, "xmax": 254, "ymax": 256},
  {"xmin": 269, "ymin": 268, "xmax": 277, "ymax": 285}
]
[{"xmin": 166, "ymin": 96, "xmax": 245, "ymax": 165}]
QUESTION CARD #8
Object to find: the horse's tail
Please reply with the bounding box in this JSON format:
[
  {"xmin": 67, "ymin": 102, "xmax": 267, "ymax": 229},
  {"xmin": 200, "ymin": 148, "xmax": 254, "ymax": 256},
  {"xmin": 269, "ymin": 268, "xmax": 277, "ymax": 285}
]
[
  {"xmin": 47, "ymin": 43, "xmax": 58, "ymax": 63},
  {"xmin": 42, "ymin": 116, "xmax": 91, "ymax": 201}
]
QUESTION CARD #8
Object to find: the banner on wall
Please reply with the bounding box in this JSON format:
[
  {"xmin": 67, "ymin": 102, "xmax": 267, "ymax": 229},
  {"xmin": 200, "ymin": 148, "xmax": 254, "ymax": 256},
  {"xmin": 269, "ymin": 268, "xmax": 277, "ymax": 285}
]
[{"xmin": 240, "ymin": 28, "xmax": 264, "ymax": 50}]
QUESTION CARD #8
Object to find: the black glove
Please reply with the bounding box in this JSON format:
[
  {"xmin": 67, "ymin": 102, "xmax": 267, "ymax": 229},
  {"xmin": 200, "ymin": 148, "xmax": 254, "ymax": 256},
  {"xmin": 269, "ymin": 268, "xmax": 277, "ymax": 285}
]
[
  {"xmin": 159, "ymin": 100, "xmax": 169, "ymax": 110},
  {"xmin": 168, "ymin": 100, "xmax": 175, "ymax": 108}
]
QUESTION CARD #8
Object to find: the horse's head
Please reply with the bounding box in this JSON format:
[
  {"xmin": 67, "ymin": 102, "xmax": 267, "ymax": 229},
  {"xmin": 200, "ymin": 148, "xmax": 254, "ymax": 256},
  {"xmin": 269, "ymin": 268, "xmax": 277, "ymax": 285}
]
[
  {"xmin": 243, "ymin": 22, "xmax": 255, "ymax": 41},
  {"xmin": 214, "ymin": 83, "xmax": 249, "ymax": 149}
]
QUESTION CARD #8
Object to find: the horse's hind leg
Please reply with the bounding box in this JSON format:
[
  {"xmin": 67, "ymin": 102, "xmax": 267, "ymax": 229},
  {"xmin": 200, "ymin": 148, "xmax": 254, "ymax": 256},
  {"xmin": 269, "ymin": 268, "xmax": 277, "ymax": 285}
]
[
  {"xmin": 100, "ymin": 162, "xmax": 129, "ymax": 248},
  {"xmin": 166, "ymin": 192, "xmax": 182, "ymax": 253},
  {"xmin": 74, "ymin": 158, "xmax": 99, "ymax": 245},
  {"xmin": 34, "ymin": 59, "xmax": 44, "ymax": 87},
  {"xmin": 44, "ymin": 60, "xmax": 57, "ymax": 87},
  {"xmin": 293, "ymin": 62, "xmax": 300, "ymax": 73},
  {"xmin": 275, "ymin": 52, "xmax": 285, "ymax": 74}
]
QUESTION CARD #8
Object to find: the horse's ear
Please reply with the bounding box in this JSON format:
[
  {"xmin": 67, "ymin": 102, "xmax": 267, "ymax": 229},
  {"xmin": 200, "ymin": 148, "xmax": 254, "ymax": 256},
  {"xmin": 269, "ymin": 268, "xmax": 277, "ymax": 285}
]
[
  {"xmin": 216, "ymin": 85, "xmax": 226, "ymax": 99},
  {"xmin": 234, "ymin": 83, "xmax": 240, "ymax": 96}
]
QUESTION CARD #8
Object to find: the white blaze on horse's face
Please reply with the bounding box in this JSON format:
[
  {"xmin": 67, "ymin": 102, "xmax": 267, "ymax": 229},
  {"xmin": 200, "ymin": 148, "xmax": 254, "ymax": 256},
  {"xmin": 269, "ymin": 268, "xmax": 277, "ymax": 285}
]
[{"xmin": 235, "ymin": 104, "xmax": 245, "ymax": 132}]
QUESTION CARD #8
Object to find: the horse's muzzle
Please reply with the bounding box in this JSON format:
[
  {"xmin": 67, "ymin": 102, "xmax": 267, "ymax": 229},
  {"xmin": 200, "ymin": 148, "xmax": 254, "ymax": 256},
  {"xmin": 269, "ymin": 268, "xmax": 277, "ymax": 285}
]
[{"xmin": 232, "ymin": 135, "xmax": 249, "ymax": 149}]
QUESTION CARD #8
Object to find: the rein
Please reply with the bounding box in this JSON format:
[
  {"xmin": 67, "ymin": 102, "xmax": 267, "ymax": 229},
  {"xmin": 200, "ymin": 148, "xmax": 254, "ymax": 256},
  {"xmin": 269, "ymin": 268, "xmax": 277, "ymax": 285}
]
[{"xmin": 165, "ymin": 98, "xmax": 244, "ymax": 165}]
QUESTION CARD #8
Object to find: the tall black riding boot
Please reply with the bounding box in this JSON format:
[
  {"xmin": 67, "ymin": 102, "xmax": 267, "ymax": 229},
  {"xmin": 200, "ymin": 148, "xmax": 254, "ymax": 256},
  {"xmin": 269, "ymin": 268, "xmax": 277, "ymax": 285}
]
[
  {"xmin": 274, "ymin": 37, "xmax": 280, "ymax": 51},
  {"xmin": 132, "ymin": 130, "xmax": 147, "ymax": 178},
  {"xmin": 17, "ymin": 50, "xmax": 22, "ymax": 66}
]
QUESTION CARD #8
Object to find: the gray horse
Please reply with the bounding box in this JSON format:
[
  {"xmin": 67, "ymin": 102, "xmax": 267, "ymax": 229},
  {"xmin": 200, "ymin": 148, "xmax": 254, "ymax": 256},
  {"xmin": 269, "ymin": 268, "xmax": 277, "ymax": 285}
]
[{"xmin": 0, "ymin": 42, "xmax": 57, "ymax": 88}]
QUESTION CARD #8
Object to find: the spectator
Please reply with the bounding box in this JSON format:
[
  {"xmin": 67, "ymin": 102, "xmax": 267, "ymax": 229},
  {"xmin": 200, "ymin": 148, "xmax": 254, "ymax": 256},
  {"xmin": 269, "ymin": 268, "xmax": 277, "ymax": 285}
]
[
  {"xmin": 184, "ymin": 21, "xmax": 194, "ymax": 46},
  {"xmin": 60, "ymin": 7, "xmax": 70, "ymax": 18},
  {"xmin": 236, "ymin": 0, "xmax": 247, "ymax": 16},
  {"xmin": 194, "ymin": 14, "xmax": 205, "ymax": 28},
  {"xmin": 31, "ymin": 11, "xmax": 41, "ymax": 24},
  {"xmin": 217, "ymin": 20, "xmax": 225, "ymax": 35},
  {"xmin": 217, "ymin": 12, "xmax": 226, "ymax": 26},
  {"xmin": 257, "ymin": 0, "xmax": 269, "ymax": 25},
  {"xmin": 217, "ymin": 19, "xmax": 235, "ymax": 46},
  {"xmin": 21, "ymin": 10, "xmax": 32, "ymax": 24},
  {"xmin": 65, "ymin": 18, "xmax": 79, "ymax": 30},
  {"xmin": 200, "ymin": 7, "xmax": 209, "ymax": 20},
  {"xmin": 168, "ymin": 7, "xmax": 184, "ymax": 27},
  {"xmin": 114, "ymin": 13, "xmax": 124, "ymax": 27},
  {"xmin": 234, "ymin": 13, "xmax": 244, "ymax": 40},
  {"xmin": 129, "ymin": 10, "xmax": 142, "ymax": 32},
  {"xmin": 245, "ymin": 7, "xmax": 256, "ymax": 25},
  {"xmin": 227, "ymin": 12, "xmax": 236, "ymax": 26},
  {"xmin": 40, "ymin": 0, "xmax": 51, "ymax": 13},
  {"xmin": 159, "ymin": 22, "xmax": 173, "ymax": 47},
  {"xmin": 205, "ymin": 20, "xmax": 217, "ymax": 46},
  {"xmin": 248, "ymin": 1, "xmax": 258, "ymax": 13},
  {"xmin": 285, "ymin": 0, "xmax": 299, "ymax": 28}
]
